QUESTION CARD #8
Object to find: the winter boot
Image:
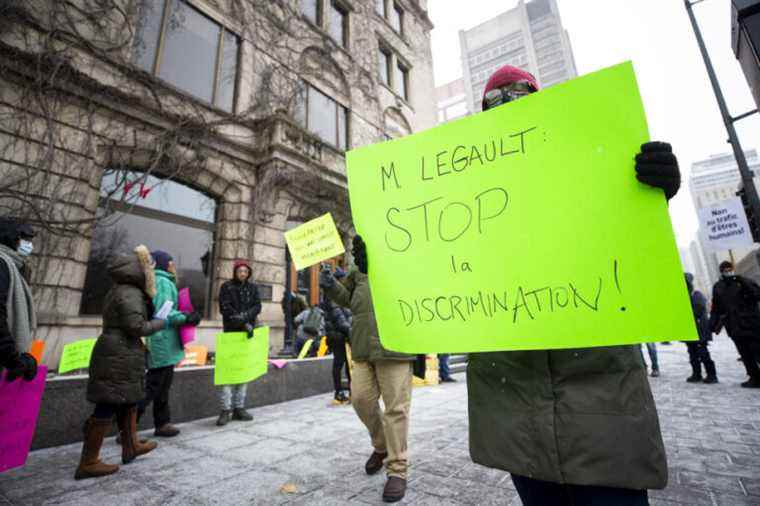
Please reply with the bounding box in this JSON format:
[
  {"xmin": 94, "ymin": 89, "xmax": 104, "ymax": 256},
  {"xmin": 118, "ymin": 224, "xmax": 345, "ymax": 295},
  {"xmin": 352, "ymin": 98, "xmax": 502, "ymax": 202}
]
[
  {"xmin": 117, "ymin": 406, "xmax": 157, "ymax": 464},
  {"xmin": 686, "ymin": 362, "xmax": 702, "ymax": 383},
  {"xmin": 232, "ymin": 408, "xmax": 253, "ymax": 421},
  {"xmin": 154, "ymin": 424, "xmax": 180, "ymax": 437},
  {"xmin": 741, "ymin": 377, "xmax": 760, "ymax": 388},
  {"xmin": 216, "ymin": 410, "xmax": 232, "ymax": 426},
  {"xmin": 334, "ymin": 391, "xmax": 349, "ymax": 403},
  {"xmin": 74, "ymin": 418, "xmax": 120, "ymax": 480},
  {"xmin": 703, "ymin": 361, "xmax": 718, "ymax": 384}
]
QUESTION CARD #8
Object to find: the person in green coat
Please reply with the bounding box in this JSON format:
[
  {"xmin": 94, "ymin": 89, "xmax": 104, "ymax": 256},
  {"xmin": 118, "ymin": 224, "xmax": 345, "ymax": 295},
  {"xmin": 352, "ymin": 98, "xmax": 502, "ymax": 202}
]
[
  {"xmin": 467, "ymin": 65, "xmax": 679, "ymax": 505},
  {"xmin": 320, "ymin": 239, "xmax": 414, "ymax": 504},
  {"xmin": 136, "ymin": 250, "xmax": 201, "ymax": 438}
]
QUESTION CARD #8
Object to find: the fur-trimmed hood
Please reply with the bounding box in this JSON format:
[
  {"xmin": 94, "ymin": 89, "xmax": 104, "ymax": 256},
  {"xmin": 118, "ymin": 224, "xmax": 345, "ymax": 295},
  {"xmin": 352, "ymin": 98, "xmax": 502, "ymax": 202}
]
[{"xmin": 107, "ymin": 244, "xmax": 157, "ymax": 298}]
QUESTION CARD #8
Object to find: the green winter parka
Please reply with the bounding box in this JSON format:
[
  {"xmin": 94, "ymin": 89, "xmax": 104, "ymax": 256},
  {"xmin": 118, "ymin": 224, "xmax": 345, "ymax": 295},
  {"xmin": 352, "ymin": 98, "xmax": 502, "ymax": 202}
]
[
  {"xmin": 467, "ymin": 345, "xmax": 668, "ymax": 491},
  {"xmin": 145, "ymin": 269, "xmax": 186, "ymax": 369},
  {"xmin": 324, "ymin": 267, "xmax": 412, "ymax": 362}
]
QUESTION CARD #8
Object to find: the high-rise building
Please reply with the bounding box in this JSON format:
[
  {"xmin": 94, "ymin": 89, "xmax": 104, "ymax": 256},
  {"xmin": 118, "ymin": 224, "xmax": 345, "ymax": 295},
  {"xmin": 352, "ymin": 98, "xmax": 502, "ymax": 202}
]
[
  {"xmin": 458, "ymin": 0, "xmax": 577, "ymax": 114},
  {"xmin": 688, "ymin": 150, "xmax": 760, "ymax": 285},
  {"xmin": 436, "ymin": 77, "xmax": 469, "ymax": 124}
]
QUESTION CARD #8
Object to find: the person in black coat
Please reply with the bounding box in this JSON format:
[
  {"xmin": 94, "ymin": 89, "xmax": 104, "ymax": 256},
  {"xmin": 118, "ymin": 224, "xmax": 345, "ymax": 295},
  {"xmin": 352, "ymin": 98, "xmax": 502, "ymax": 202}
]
[
  {"xmin": 321, "ymin": 297, "xmax": 352, "ymax": 402},
  {"xmin": 684, "ymin": 273, "xmax": 717, "ymax": 384},
  {"xmin": 709, "ymin": 261, "xmax": 760, "ymax": 388},
  {"xmin": 216, "ymin": 258, "xmax": 262, "ymax": 425}
]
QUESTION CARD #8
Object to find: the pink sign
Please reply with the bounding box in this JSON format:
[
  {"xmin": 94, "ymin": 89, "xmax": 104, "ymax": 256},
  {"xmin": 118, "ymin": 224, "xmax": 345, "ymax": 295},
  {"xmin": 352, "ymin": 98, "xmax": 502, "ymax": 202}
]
[
  {"xmin": 268, "ymin": 359, "xmax": 288, "ymax": 369},
  {"xmin": 178, "ymin": 287, "xmax": 196, "ymax": 346},
  {"xmin": 0, "ymin": 366, "xmax": 47, "ymax": 473}
]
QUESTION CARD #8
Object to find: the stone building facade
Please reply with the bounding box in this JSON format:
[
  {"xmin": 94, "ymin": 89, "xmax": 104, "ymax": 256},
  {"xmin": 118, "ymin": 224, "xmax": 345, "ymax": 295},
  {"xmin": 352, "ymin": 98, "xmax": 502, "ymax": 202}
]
[{"xmin": 0, "ymin": 0, "xmax": 435, "ymax": 366}]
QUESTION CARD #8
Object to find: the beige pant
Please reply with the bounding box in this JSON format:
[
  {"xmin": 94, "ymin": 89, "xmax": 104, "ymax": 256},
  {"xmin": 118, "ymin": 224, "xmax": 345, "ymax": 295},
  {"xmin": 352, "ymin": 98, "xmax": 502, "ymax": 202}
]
[{"xmin": 351, "ymin": 360, "xmax": 413, "ymax": 478}]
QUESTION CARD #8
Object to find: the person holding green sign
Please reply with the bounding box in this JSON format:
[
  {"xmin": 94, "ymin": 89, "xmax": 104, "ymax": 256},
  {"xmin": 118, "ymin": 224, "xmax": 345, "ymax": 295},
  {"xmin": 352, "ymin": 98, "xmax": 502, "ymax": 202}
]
[
  {"xmin": 75, "ymin": 245, "xmax": 166, "ymax": 480},
  {"xmin": 136, "ymin": 250, "xmax": 202, "ymax": 438},
  {"xmin": 320, "ymin": 242, "xmax": 414, "ymax": 504},
  {"xmin": 216, "ymin": 258, "xmax": 261, "ymax": 426},
  {"xmin": 464, "ymin": 65, "xmax": 681, "ymax": 506}
]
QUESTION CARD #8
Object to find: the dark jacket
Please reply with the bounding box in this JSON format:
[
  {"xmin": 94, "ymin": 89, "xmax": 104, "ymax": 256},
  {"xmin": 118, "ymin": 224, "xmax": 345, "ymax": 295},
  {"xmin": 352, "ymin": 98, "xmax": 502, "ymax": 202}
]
[
  {"xmin": 0, "ymin": 260, "xmax": 16, "ymax": 368},
  {"xmin": 709, "ymin": 275, "xmax": 760, "ymax": 339},
  {"xmin": 321, "ymin": 300, "xmax": 350, "ymax": 349},
  {"xmin": 87, "ymin": 248, "xmax": 165, "ymax": 405},
  {"xmin": 468, "ymin": 346, "xmax": 667, "ymax": 490},
  {"xmin": 689, "ymin": 289, "xmax": 711, "ymax": 343},
  {"xmin": 323, "ymin": 267, "xmax": 413, "ymax": 362},
  {"xmin": 219, "ymin": 277, "xmax": 262, "ymax": 332}
]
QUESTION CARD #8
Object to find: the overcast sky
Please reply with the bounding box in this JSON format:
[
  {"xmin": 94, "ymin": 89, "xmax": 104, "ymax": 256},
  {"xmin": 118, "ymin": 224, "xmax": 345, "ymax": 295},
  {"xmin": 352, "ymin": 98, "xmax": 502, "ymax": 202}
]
[{"xmin": 428, "ymin": 0, "xmax": 760, "ymax": 248}]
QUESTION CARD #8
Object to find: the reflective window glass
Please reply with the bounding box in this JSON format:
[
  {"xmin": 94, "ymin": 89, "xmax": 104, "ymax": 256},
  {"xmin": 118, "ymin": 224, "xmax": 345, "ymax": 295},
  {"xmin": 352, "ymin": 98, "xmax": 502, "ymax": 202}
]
[
  {"xmin": 217, "ymin": 30, "xmax": 239, "ymax": 112},
  {"xmin": 132, "ymin": 0, "xmax": 163, "ymax": 71},
  {"xmin": 328, "ymin": 2, "xmax": 347, "ymax": 47}
]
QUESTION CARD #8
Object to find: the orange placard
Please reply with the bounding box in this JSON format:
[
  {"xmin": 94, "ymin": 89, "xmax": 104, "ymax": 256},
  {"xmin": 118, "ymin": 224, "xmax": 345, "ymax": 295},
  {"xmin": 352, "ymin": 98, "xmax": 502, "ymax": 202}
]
[
  {"xmin": 178, "ymin": 345, "xmax": 208, "ymax": 367},
  {"xmin": 29, "ymin": 340, "xmax": 45, "ymax": 363}
]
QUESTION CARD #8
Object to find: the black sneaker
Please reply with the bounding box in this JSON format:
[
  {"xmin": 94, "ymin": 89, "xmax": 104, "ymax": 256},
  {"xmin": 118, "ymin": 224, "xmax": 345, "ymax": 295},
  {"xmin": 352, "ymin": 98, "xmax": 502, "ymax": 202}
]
[
  {"xmin": 650, "ymin": 369, "xmax": 660, "ymax": 378},
  {"xmin": 740, "ymin": 378, "xmax": 760, "ymax": 388},
  {"xmin": 686, "ymin": 375, "xmax": 702, "ymax": 383},
  {"xmin": 216, "ymin": 410, "xmax": 232, "ymax": 426},
  {"xmin": 334, "ymin": 391, "xmax": 349, "ymax": 403},
  {"xmin": 232, "ymin": 408, "xmax": 253, "ymax": 421},
  {"xmin": 440, "ymin": 377, "xmax": 457, "ymax": 383},
  {"xmin": 703, "ymin": 376, "xmax": 719, "ymax": 384}
]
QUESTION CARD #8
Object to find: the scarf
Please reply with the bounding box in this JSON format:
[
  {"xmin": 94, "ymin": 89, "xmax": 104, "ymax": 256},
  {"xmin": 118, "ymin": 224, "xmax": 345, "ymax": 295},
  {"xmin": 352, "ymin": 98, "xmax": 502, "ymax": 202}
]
[{"xmin": 0, "ymin": 244, "xmax": 36, "ymax": 353}]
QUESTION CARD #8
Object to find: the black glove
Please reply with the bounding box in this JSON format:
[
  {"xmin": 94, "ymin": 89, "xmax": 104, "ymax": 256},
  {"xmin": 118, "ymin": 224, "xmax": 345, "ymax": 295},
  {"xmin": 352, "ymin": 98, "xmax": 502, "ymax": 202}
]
[
  {"xmin": 635, "ymin": 141, "xmax": 680, "ymax": 200},
  {"xmin": 183, "ymin": 311, "xmax": 202, "ymax": 326},
  {"xmin": 319, "ymin": 263, "xmax": 336, "ymax": 289},
  {"xmin": 5, "ymin": 353, "xmax": 38, "ymax": 382},
  {"xmin": 352, "ymin": 235, "xmax": 368, "ymax": 274},
  {"xmin": 245, "ymin": 323, "xmax": 255, "ymax": 339}
]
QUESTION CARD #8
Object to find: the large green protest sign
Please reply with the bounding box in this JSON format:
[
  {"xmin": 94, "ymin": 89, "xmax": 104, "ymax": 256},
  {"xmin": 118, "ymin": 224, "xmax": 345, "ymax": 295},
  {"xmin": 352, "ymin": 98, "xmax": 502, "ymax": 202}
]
[
  {"xmin": 214, "ymin": 327, "xmax": 270, "ymax": 385},
  {"xmin": 346, "ymin": 62, "xmax": 697, "ymax": 353}
]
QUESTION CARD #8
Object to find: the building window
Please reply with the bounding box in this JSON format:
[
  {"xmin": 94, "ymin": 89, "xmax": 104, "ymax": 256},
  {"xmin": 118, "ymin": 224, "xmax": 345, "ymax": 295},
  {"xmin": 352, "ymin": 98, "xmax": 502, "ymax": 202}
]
[
  {"xmin": 300, "ymin": 0, "xmax": 321, "ymax": 25},
  {"xmin": 395, "ymin": 61, "xmax": 409, "ymax": 101},
  {"xmin": 131, "ymin": 0, "xmax": 240, "ymax": 113},
  {"xmin": 378, "ymin": 47, "xmax": 391, "ymax": 86},
  {"xmin": 328, "ymin": 1, "xmax": 348, "ymax": 47},
  {"xmin": 390, "ymin": 3, "xmax": 403, "ymax": 34},
  {"xmin": 81, "ymin": 170, "xmax": 217, "ymax": 317},
  {"xmin": 375, "ymin": 0, "xmax": 385, "ymax": 16},
  {"xmin": 296, "ymin": 85, "xmax": 349, "ymax": 150}
]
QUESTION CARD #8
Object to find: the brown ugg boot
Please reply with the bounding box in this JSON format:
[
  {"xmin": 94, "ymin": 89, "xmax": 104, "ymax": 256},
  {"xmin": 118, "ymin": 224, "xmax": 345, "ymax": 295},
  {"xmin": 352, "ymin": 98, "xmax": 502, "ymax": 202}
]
[
  {"xmin": 117, "ymin": 406, "xmax": 157, "ymax": 464},
  {"xmin": 74, "ymin": 418, "xmax": 120, "ymax": 480}
]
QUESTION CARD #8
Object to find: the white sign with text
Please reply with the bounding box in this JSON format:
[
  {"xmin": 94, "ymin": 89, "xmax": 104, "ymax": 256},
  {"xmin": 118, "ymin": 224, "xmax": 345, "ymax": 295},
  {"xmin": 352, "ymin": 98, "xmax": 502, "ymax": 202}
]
[{"xmin": 698, "ymin": 197, "xmax": 754, "ymax": 251}]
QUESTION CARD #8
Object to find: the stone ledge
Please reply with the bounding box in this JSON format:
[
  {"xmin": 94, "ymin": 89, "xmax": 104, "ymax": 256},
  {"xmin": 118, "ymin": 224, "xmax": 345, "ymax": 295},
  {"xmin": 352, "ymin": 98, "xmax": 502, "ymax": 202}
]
[{"xmin": 31, "ymin": 357, "xmax": 335, "ymax": 450}]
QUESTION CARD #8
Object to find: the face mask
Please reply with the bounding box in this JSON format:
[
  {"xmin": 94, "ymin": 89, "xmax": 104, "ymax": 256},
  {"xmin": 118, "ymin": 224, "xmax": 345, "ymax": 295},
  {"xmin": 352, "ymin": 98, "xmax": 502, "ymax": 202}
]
[
  {"xmin": 18, "ymin": 240, "xmax": 33, "ymax": 257},
  {"xmin": 721, "ymin": 271, "xmax": 735, "ymax": 278}
]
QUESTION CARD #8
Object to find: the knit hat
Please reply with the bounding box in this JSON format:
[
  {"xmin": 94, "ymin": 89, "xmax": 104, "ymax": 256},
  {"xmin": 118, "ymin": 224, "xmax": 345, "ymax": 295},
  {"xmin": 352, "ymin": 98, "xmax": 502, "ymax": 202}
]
[
  {"xmin": 151, "ymin": 250, "xmax": 173, "ymax": 272},
  {"xmin": 482, "ymin": 65, "xmax": 539, "ymax": 110},
  {"xmin": 233, "ymin": 259, "xmax": 252, "ymax": 279},
  {"xmin": 0, "ymin": 218, "xmax": 35, "ymax": 249}
]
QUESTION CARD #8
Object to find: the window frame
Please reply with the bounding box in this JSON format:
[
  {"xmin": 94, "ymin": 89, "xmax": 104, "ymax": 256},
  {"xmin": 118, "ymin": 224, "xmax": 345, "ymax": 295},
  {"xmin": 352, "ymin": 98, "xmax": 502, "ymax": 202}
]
[
  {"xmin": 300, "ymin": 0, "xmax": 322, "ymax": 26},
  {"xmin": 378, "ymin": 46, "xmax": 392, "ymax": 86},
  {"xmin": 132, "ymin": 0, "xmax": 241, "ymax": 113},
  {"xmin": 299, "ymin": 83, "xmax": 350, "ymax": 151},
  {"xmin": 395, "ymin": 60, "xmax": 410, "ymax": 101},
  {"xmin": 327, "ymin": 0, "xmax": 349, "ymax": 48},
  {"xmin": 390, "ymin": 2, "xmax": 404, "ymax": 35}
]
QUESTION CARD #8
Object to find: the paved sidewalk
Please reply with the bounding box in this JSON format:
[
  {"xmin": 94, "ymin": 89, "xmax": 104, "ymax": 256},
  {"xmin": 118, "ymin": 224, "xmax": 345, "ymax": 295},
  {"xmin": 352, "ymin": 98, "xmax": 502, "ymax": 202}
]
[{"xmin": 0, "ymin": 336, "xmax": 758, "ymax": 505}]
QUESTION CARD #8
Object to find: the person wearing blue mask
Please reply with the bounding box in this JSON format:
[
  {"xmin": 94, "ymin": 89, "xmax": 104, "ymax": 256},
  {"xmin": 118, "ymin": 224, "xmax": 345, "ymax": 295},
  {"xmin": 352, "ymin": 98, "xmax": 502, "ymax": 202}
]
[{"xmin": 0, "ymin": 217, "xmax": 38, "ymax": 383}]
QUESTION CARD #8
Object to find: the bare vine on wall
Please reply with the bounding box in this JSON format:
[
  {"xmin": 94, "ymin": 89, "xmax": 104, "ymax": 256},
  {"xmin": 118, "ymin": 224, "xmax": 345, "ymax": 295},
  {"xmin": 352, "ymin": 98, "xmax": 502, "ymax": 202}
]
[{"xmin": 0, "ymin": 0, "xmax": 357, "ymax": 320}]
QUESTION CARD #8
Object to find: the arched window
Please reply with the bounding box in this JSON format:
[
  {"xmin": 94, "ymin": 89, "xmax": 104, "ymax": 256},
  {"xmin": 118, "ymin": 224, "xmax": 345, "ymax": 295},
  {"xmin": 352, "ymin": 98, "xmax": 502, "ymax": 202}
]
[{"xmin": 80, "ymin": 170, "xmax": 217, "ymax": 316}]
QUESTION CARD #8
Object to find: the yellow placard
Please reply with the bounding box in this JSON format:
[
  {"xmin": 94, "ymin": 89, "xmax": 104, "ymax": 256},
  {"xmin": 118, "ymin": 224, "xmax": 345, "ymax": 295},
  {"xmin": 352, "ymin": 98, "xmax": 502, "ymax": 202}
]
[
  {"xmin": 297, "ymin": 339, "xmax": 314, "ymax": 359},
  {"xmin": 284, "ymin": 213, "xmax": 345, "ymax": 271},
  {"xmin": 317, "ymin": 337, "xmax": 328, "ymax": 357}
]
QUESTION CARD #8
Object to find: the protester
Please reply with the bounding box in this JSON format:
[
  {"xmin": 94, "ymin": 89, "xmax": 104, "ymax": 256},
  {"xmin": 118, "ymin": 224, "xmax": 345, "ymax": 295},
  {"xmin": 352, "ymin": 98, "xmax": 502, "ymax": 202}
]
[
  {"xmin": 640, "ymin": 342, "xmax": 660, "ymax": 377},
  {"xmin": 467, "ymin": 65, "xmax": 679, "ymax": 505},
  {"xmin": 709, "ymin": 261, "xmax": 760, "ymax": 388},
  {"xmin": 320, "ymin": 296, "xmax": 351, "ymax": 402},
  {"xmin": 438, "ymin": 354, "xmax": 455, "ymax": 383},
  {"xmin": 294, "ymin": 303, "xmax": 325, "ymax": 358},
  {"xmin": 217, "ymin": 259, "xmax": 261, "ymax": 425},
  {"xmin": 76, "ymin": 245, "xmax": 165, "ymax": 480},
  {"xmin": 320, "ymin": 237, "xmax": 414, "ymax": 503},
  {"xmin": 136, "ymin": 251, "xmax": 201, "ymax": 438},
  {"xmin": 281, "ymin": 288, "xmax": 308, "ymax": 351},
  {"xmin": 685, "ymin": 273, "xmax": 718, "ymax": 384},
  {"xmin": 0, "ymin": 218, "xmax": 38, "ymax": 382}
]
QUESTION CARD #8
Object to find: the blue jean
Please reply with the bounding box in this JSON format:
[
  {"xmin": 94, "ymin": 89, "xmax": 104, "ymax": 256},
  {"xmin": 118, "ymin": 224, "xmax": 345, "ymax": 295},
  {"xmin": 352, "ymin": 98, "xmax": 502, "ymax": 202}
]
[
  {"xmin": 438, "ymin": 354, "xmax": 451, "ymax": 380},
  {"xmin": 640, "ymin": 342, "xmax": 659, "ymax": 371},
  {"xmin": 220, "ymin": 384, "xmax": 247, "ymax": 410}
]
